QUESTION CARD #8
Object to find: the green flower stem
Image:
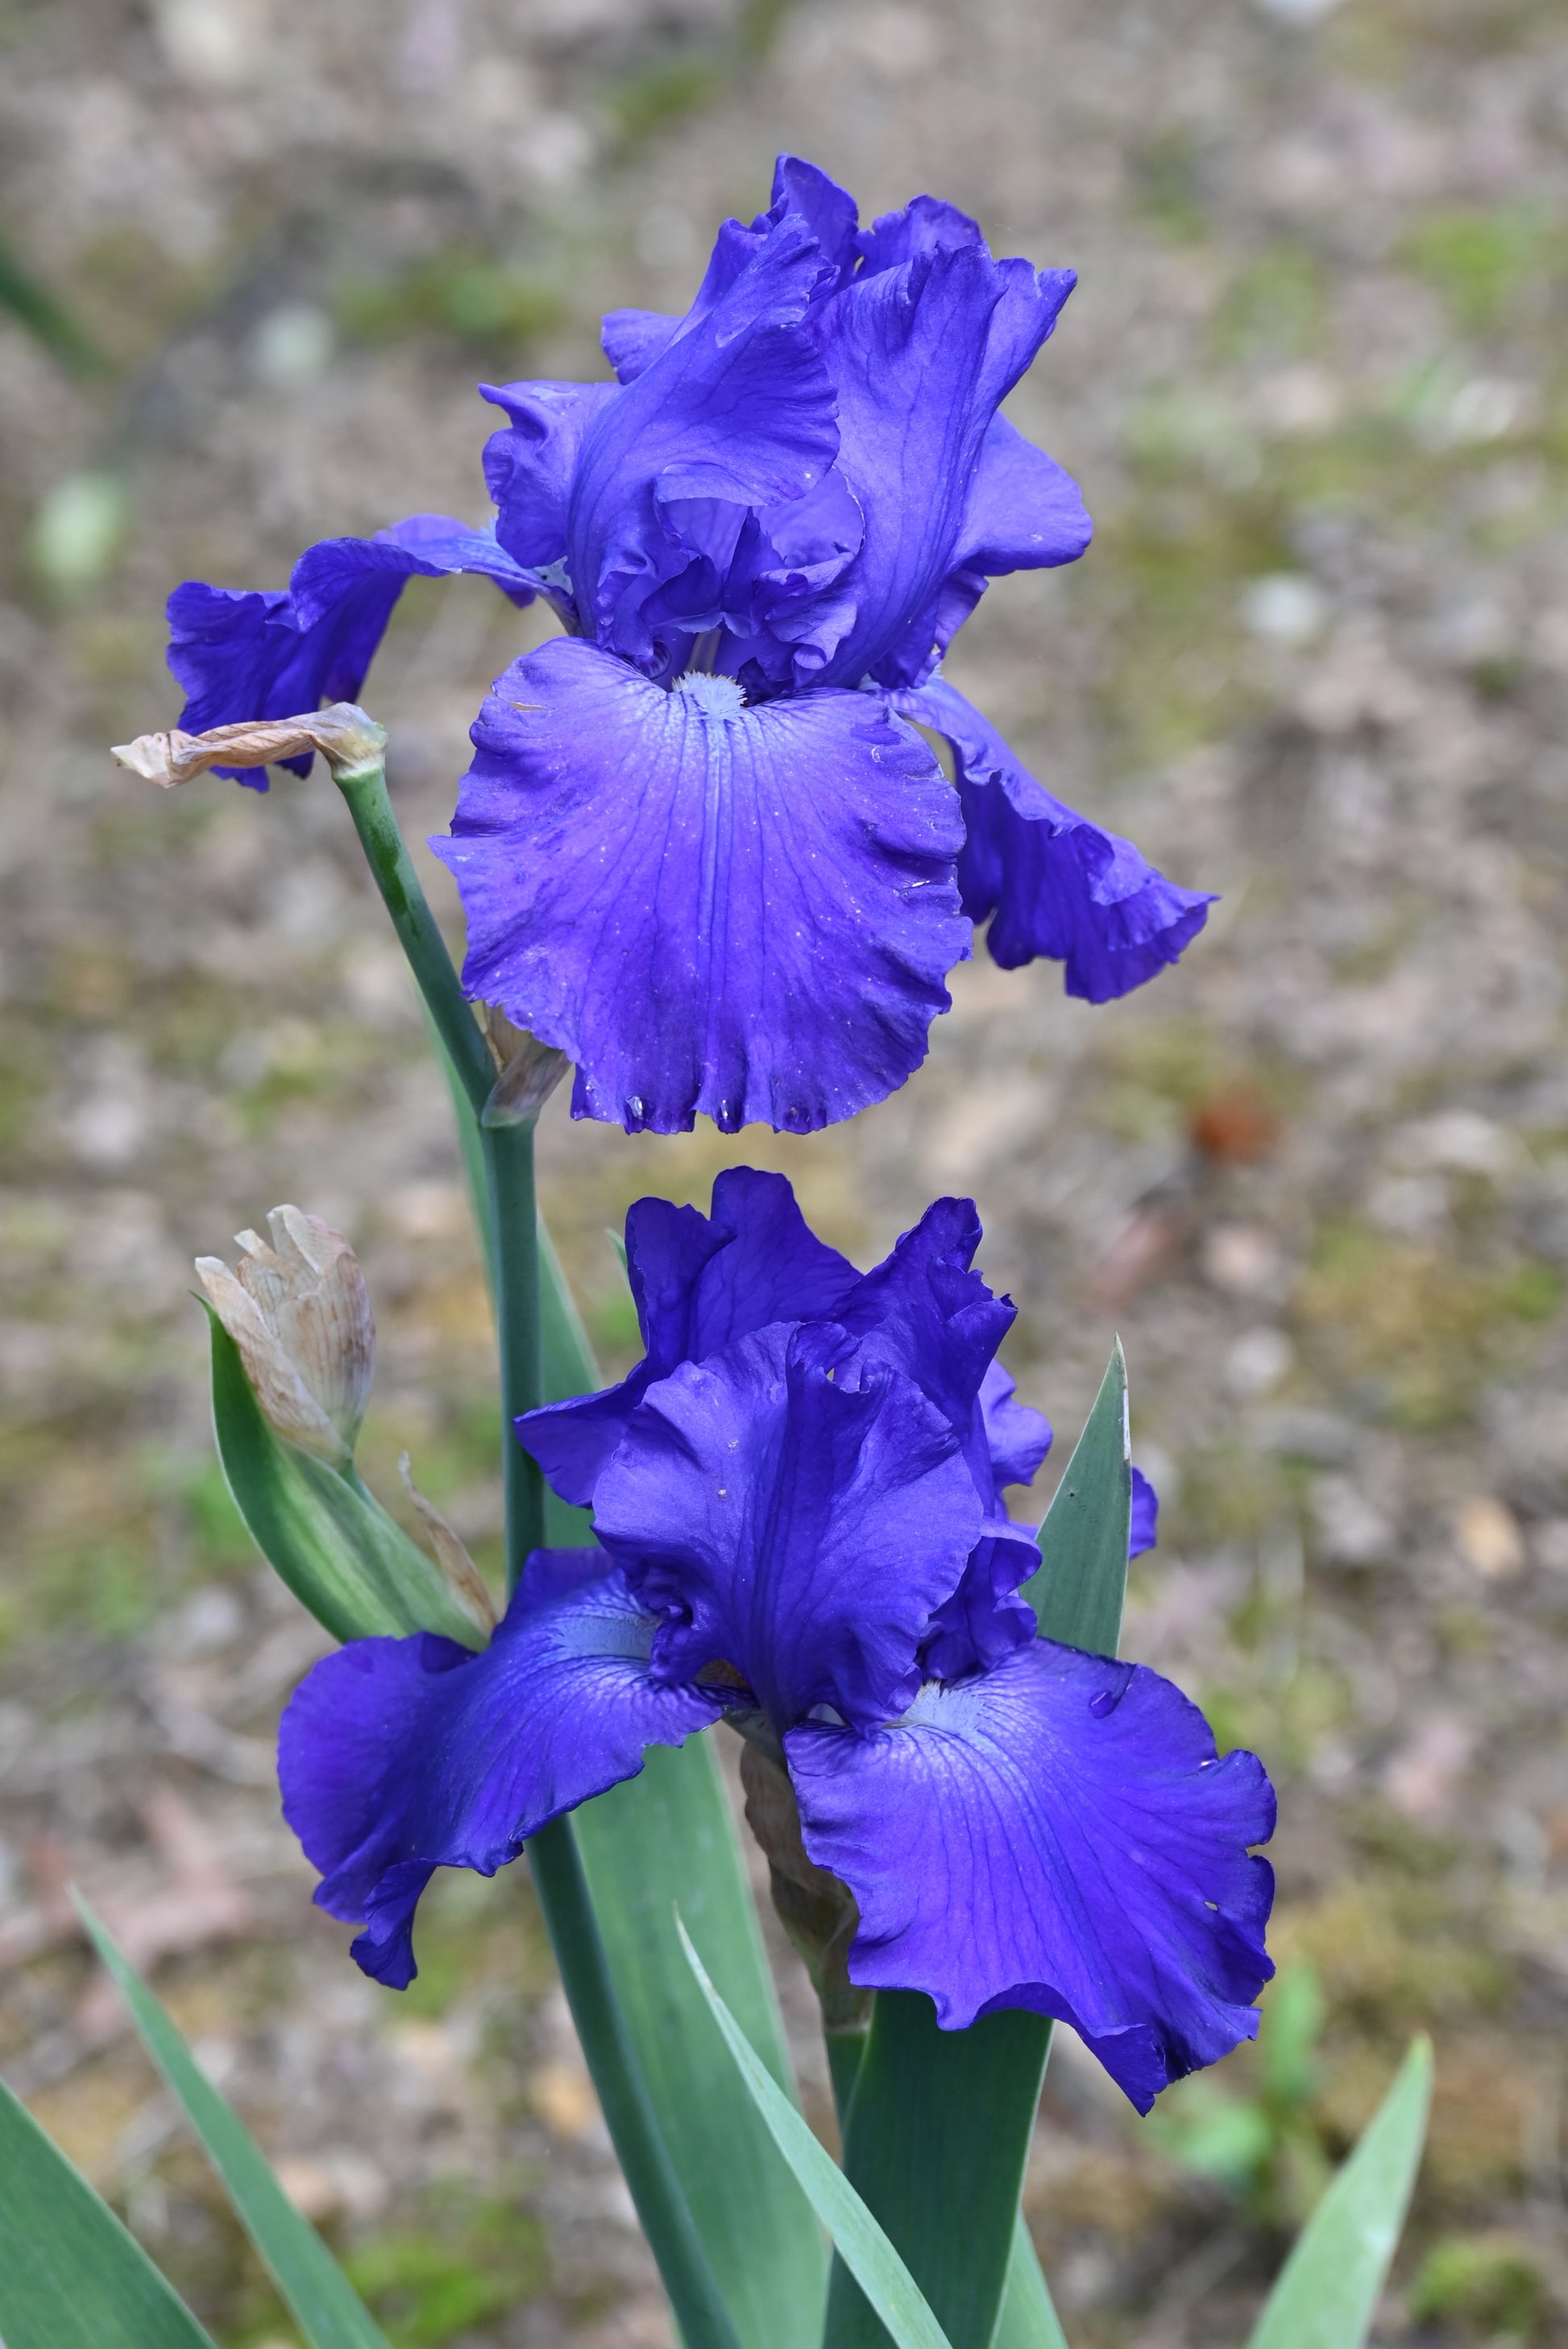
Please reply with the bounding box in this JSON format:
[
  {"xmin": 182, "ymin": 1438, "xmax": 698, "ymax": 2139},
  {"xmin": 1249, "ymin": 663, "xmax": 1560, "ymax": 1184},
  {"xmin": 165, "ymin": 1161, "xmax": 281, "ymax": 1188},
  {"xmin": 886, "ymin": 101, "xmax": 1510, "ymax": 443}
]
[
  {"xmin": 827, "ymin": 2031, "xmax": 871, "ymax": 2133},
  {"xmin": 482, "ymin": 1116, "xmax": 546, "ymax": 1587},
  {"xmin": 529, "ymin": 1820, "xmax": 745, "ymax": 2349},
  {"xmin": 335, "ymin": 751, "xmax": 742, "ymax": 2349},
  {"xmin": 334, "ymin": 764, "xmax": 494, "ymax": 1118}
]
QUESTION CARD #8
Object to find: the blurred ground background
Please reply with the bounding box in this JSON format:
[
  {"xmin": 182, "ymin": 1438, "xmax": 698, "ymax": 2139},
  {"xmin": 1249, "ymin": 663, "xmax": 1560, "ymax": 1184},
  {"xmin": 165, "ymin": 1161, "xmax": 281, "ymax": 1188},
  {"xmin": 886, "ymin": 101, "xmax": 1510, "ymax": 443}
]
[{"xmin": 2, "ymin": 0, "xmax": 1567, "ymax": 2342}]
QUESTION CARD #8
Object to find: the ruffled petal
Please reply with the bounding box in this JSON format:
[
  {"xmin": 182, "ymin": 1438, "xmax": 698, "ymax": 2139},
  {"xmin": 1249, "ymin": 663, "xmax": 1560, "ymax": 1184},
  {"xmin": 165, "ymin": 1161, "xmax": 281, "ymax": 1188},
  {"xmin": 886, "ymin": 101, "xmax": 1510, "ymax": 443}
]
[
  {"xmin": 919, "ymin": 1520, "xmax": 1040, "ymax": 1683},
  {"xmin": 520, "ymin": 1168, "xmax": 857, "ymax": 1507},
  {"xmin": 481, "ymin": 380, "xmax": 620, "ymax": 587},
  {"xmin": 840, "ymin": 1195, "xmax": 1014, "ymax": 1438},
  {"xmin": 1130, "ymin": 1465, "xmax": 1159, "ymax": 1560},
  {"xmin": 955, "ymin": 415, "xmax": 1092, "ymax": 579},
  {"xmin": 896, "ymin": 676, "xmax": 1213, "ymax": 1002},
  {"xmin": 600, "ymin": 156, "xmax": 861, "ymax": 386},
  {"xmin": 167, "ymin": 517, "xmax": 540, "ymax": 789},
  {"xmin": 787, "ymin": 1640, "xmax": 1276, "ymax": 2110},
  {"xmin": 433, "ymin": 637, "xmax": 968, "ymax": 1135},
  {"xmin": 591, "ymin": 1322, "xmax": 983, "ymax": 1733},
  {"xmin": 869, "ymin": 416, "xmax": 1093, "ymax": 691},
  {"xmin": 980, "ymin": 1359, "xmax": 1052, "ymax": 1492},
  {"xmin": 569, "ymin": 217, "xmax": 840, "ymax": 674},
  {"xmin": 278, "ymin": 1554, "xmax": 723, "ymax": 1988},
  {"xmin": 807, "ymin": 249, "xmax": 1076, "ymax": 691},
  {"xmin": 838, "ymin": 1197, "xmax": 1040, "ymax": 1675},
  {"xmin": 855, "ymin": 193, "xmax": 987, "ymax": 274}
]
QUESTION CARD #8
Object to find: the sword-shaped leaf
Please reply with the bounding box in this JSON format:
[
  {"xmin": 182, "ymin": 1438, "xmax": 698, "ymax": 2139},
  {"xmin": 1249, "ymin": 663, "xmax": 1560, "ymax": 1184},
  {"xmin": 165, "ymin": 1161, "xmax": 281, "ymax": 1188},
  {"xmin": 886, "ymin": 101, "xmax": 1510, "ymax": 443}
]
[
  {"xmin": 0, "ymin": 2076, "xmax": 217, "ymax": 2349},
  {"xmin": 1247, "ymin": 2038, "xmax": 1433, "ymax": 2349},
  {"xmin": 76, "ymin": 1895, "xmax": 392, "ymax": 2349},
  {"xmin": 678, "ymin": 1919, "xmax": 952, "ymax": 2349}
]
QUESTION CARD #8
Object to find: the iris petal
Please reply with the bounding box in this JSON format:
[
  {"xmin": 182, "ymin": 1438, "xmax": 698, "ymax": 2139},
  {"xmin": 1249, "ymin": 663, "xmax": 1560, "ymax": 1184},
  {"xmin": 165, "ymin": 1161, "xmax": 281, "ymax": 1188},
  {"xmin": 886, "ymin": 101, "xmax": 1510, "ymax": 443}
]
[
  {"xmin": 786, "ymin": 1639, "xmax": 1276, "ymax": 2110},
  {"xmin": 278, "ymin": 1554, "xmax": 722, "ymax": 1988},
  {"xmin": 569, "ymin": 217, "xmax": 840, "ymax": 673},
  {"xmin": 434, "ymin": 636, "xmax": 968, "ymax": 1135},
  {"xmin": 956, "ymin": 414, "xmax": 1093, "ymax": 579},
  {"xmin": 591, "ymin": 1322, "xmax": 983, "ymax": 1733},
  {"xmin": 980, "ymin": 1359, "xmax": 1052, "ymax": 1492},
  {"xmin": 1130, "ymin": 1465, "xmax": 1159, "ymax": 1559},
  {"xmin": 896, "ymin": 675, "xmax": 1214, "ymax": 1001},
  {"xmin": 167, "ymin": 517, "xmax": 539, "ymax": 789},
  {"xmin": 521, "ymin": 1168, "xmax": 858, "ymax": 1507},
  {"xmin": 480, "ymin": 380, "xmax": 619, "ymax": 585},
  {"xmin": 809, "ymin": 249, "xmax": 1076, "ymax": 691},
  {"xmin": 600, "ymin": 155, "xmax": 861, "ymax": 386}
]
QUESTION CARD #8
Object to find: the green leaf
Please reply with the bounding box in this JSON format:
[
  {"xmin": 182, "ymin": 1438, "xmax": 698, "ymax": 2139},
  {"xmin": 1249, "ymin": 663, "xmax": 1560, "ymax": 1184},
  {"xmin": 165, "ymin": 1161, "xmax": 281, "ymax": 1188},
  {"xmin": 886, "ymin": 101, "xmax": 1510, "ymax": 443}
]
[
  {"xmin": 75, "ymin": 1895, "xmax": 392, "ymax": 2349},
  {"xmin": 205, "ymin": 1304, "xmax": 483, "ymax": 1648},
  {"xmin": 993, "ymin": 2218, "xmax": 1070, "ymax": 2349},
  {"xmin": 1023, "ymin": 1339, "xmax": 1130, "ymax": 1652},
  {"xmin": 0, "ymin": 2075, "xmax": 217, "ymax": 2349},
  {"xmin": 578, "ymin": 1748, "xmax": 826, "ymax": 2348},
  {"xmin": 827, "ymin": 1345, "xmax": 1132, "ymax": 2349},
  {"xmin": 825, "ymin": 1998, "xmax": 1050, "ymax": 2349},
  {"xmin": 1247, "ymin": 2038, "xmax": 1433, "ymax": 2349},
  {"xmin": 537, "ymin": 1222, "xmax": 827, "ymax": 2349},
  {"xmin": 677, "ymin": 1919, "xmax": 953, "ymax": 2349}
]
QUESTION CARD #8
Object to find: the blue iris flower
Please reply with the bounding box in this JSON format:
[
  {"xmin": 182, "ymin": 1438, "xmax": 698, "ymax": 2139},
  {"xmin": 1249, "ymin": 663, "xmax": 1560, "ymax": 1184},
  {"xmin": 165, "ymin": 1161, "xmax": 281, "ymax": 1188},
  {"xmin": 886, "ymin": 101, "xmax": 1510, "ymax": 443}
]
[
  {"xmin": 279, "ymin": 1172, "xmax": 1273, "ymax": 2110},
  {"xmin": 164, "ymin": 156, "xmax": 1212, "ymax": 1139}
]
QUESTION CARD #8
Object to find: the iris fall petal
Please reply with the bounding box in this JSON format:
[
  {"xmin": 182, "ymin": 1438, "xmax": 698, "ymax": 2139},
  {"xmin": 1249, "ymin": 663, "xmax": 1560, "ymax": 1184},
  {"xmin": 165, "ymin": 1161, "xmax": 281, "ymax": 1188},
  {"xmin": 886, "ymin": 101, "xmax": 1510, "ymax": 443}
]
[{"xmin": 786, "ymin": 1637, "xmax": 1276, "ymax": 2109}]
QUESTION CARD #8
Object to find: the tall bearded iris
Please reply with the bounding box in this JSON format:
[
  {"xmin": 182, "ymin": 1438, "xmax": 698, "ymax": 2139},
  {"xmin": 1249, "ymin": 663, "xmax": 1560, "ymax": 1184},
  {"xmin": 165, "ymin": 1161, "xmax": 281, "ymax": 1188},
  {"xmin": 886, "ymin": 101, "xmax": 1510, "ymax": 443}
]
[
  {"xmin": 279, "ymin": 1172, "xmax": 1273, "ymax": 2110},
  {"xmin": 167, "ymin": 157, "xmax": 1211, "ymax": 1135}
]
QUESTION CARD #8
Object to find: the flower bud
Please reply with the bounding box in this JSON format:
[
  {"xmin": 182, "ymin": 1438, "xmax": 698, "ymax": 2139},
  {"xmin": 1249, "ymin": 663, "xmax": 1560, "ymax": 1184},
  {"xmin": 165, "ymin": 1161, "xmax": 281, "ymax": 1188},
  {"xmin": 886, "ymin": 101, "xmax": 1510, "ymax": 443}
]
[
  {"xmin": 398, "ymin": 1454, "xmax": 497, "ymax": 1637},
  {"xmin": 112, "ymin": 701, "xmax": 387, "ymax": 788},
  {"xmin": 197, "ymin": 1207, "xmax": 374, "ymax": 1466}
]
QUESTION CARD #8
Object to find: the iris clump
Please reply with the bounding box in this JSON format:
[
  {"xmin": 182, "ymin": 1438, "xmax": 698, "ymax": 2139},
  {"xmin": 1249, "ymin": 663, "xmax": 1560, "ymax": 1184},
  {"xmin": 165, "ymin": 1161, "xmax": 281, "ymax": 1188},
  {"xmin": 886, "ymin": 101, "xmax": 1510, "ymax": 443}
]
[
  {"xmin": 165, "ymin": 157, "xmax": 1212, "ymax": 1139},
  {"xmin": 280, "ymin": 1172, "xmax": 1274, "ymax": 2111}
]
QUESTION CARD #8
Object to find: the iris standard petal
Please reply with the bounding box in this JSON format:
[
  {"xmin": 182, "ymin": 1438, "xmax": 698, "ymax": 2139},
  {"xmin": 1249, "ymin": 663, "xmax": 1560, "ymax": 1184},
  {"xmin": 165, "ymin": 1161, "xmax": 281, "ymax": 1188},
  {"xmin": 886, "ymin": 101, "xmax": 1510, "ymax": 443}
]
[
  {"xmin": 591, "ymin": 1322, "xmax": 983, "ymax": 1733},
  {"xmin": 956, "ymin": 415, "xmax": 1093, "ymax": 579},
  {"xmin": 569, "ymin": 216, "xmax": 840, "ymax": 670},
  {"xmin": 1130, "ymin": 1465, "xmax": 1159, "ymax": 1559},
  {"xmin": 167, "ymin": 516, "xmax": 540, "ymax": 788},
  {"xmin": 896, "ymin": 675, "xmax": 1213, "ymax": 1001},
  {"xmin": 855, "ymin": 192, "xmax": 987, "ymax": 273},
  {"xmin": 433, "ymin": 636, "xmax": 968, "ymax": 1135},
  {"xmin": 870, "ymin": 416, "xmax": 1094, "ymax": 691},
  {"xmin": 278, "ymin": 1555, "xmax": 722, "ymax": 1988},
  {"xmin": 839, "ymin": 1197, "xmax": 1040, "ymax": 1672},
  {"xmin": 840, "ymin": 1195, "xmax": 1015, "ymax": 1438},
  {"xmin": 786, "ymin": 1639, "xmax": 1276, "ymax": 2110},
  {"xmin": 600, "ymin": 154, "xmax": 861, "ymax": 386},
  {"xmin": 481, "ymin": 380, "xmax": 620, "ymax": 583},
  {"xmin": 520, "ymin": 1168, "xmax": 858, "ymax": 1508},
  {"xmin": 808, "ymin": 248, "xmax": 1076, "ymax": 691},
  {"xmin": 980, "ymin": 1359, "xmax": 1053, "ymax": 1492}
]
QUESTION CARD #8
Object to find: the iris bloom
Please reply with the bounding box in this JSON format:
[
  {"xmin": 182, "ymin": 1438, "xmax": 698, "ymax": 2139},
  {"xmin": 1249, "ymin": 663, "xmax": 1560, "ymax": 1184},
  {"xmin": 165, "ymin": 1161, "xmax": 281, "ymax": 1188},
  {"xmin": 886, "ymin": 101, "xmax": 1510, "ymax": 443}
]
[
  {"xmin": 167, "ymin": 158, "xmax": 1211, "ymax": 1138},
  {"xmin": 280, "ymin": 1171, "xmax": 1273, "ymax": 2110}
]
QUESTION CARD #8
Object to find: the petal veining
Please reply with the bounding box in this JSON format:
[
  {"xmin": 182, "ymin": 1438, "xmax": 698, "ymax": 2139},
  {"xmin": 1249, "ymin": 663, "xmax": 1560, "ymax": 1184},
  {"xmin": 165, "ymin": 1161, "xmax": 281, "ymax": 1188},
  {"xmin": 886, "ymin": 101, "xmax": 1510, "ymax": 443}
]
[
  {"xmin": 590, "ymin": 1322, "xmax": 983, "ymax": 1733},
  {"xmin": 433, "ymin": 636, "xmax": 968, "ymax": 1135},
  {"xmin": 278, "ymin": 1554, "xmax": 721, "ymax": 1988},
  {"xmin": 787, "ymin": 1638, "xmax": 1276, "ymax": 2109}
]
